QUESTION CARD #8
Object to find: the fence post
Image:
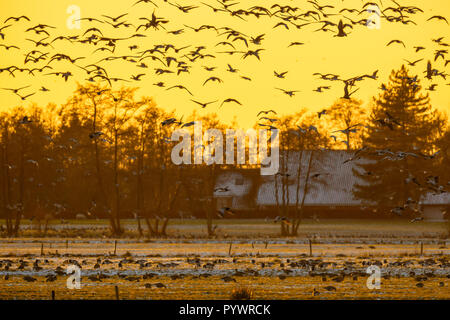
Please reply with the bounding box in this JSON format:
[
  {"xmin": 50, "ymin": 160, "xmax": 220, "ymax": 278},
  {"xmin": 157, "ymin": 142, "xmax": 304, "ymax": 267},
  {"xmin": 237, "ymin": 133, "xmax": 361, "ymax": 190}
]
[
  {"xmin": 228, "ymin": 242, "xmax": 232, "ymax": 256},
  {"xmin": 115, "ymin": 286, "xmax": 120, "ymax": 300},
  {"xmin": 309, "ymin": 239, "xmax": 312, "ymax": 257},
  {"xmin": 114, "ymin": 240, "xmax": 117, "ymax": 255}
]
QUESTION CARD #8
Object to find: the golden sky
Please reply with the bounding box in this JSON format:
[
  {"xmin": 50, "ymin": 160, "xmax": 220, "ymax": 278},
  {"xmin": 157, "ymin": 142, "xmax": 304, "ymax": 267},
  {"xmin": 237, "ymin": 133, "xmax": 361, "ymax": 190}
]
[{"xmin": 0, "ymin": 0, "xmax": 449, "ymax": 128}]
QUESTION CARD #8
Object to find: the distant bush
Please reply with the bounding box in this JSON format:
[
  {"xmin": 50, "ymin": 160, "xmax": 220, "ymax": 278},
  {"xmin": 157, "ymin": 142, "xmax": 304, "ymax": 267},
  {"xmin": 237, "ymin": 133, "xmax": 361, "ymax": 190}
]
[{"xmin": 230, "ymin": 286, "xmax": 253, "ymax": 300}]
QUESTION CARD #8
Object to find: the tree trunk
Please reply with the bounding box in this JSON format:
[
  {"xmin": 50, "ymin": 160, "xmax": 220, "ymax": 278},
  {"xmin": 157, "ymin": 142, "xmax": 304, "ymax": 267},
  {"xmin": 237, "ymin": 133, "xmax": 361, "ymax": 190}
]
[
  {"xmin": 90, "ymin": 95, "xmax": 116, "ymax": 234},
  {"xmin": 294, "ymin": 150, "xmax": 314, "ymax": 235}
]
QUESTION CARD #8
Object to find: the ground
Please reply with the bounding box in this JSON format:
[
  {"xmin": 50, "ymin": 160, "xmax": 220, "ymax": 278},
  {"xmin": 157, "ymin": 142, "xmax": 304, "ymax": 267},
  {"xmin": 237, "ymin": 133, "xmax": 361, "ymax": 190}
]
[{"xmin": 0, "ymin": 219, "xmax": 448, "ymax": 300}]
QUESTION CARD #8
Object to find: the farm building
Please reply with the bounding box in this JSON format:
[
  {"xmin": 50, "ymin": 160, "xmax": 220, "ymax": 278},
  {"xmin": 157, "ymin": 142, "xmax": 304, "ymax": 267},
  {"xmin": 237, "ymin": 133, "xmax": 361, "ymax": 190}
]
[
  {"xmin": 214, "ymin": 150, "xmax": 450, "ymax": 220},
  {"xmin": 420, "ymin": 193, "xmax": 450, "ymax": 221}
]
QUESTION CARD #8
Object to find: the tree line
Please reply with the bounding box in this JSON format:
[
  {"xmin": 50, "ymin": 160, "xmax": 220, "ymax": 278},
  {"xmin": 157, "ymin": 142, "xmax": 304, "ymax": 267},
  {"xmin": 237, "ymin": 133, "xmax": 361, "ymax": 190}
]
[{"xmin": 0, "ymin": 66, "xmax": 448, "ymax": 237}]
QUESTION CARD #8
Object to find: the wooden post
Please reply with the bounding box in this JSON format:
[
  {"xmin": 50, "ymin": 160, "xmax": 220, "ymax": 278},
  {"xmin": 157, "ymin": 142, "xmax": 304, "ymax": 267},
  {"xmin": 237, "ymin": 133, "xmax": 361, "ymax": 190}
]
[
  {"xmin": 251, "ymin": 242, "xmax": 254, "ymax": 249},
  {"xmin": 309, "ymin": 239, "xmax": 312, "ymax": 257},
  {"xmin": 228, "ymin": 242, "xmax": 232, "ymax": 256},
  {"xmin": 40, "ymin": 243, "xmax": 44, "ymax": 256},
  {"xmin": 51, "ymin": 290, "xmax": 55, "ymax": 300},
  {"xmin": 265, "ymin": 241, "xmax": 268, "ymax": 249},
  {"xmin": 420, "ymin": 242, "xmax": 423, "ymax": 256},
  {"xmin": 114, "ymin": 240, "xmax": 117, "ymax": 255},
  {"xmin": 115, "ymin": 286, "xmax": 119, "ymax": 300}
]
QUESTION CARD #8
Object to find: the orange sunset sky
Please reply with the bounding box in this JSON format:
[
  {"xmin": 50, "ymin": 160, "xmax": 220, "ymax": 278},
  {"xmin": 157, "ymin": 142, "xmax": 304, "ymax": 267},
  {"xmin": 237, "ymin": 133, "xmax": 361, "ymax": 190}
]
[{"xmin": 0, "ymin": 0, "xmax": 449, "ymax": 128}]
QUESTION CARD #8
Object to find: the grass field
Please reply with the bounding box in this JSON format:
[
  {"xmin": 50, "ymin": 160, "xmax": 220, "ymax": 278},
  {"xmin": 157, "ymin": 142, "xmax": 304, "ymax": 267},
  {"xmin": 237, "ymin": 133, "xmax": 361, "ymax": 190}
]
[
  {"xmin": 0, "ymin": 240, "xmax": 448, "ymax": 300},
  {"xmin": 2, "ymin": 219, "xmax": 449, "ymax": 240},
  {"xmin": 0, "ymin": 219, "xmax": 448, "ymax": 300}
]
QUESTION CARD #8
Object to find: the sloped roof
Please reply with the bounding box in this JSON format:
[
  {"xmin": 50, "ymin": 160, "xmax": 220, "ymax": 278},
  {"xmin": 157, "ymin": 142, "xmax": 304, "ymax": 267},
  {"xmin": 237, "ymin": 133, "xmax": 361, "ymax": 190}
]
[
  {"xmin": 257, "ymin": 150, "xmax": 373, "ymax": 206},
  {"xmin": 213, "ymin": 150, "xmax": 449, "ymax": 207},
  {"xmin": 421, "ymin": 192, "xmax": 450, "ymax": 205}
]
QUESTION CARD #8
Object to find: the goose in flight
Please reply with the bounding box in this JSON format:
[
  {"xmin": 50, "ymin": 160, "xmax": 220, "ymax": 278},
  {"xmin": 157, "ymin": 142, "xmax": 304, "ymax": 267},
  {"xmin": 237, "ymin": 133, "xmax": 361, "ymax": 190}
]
[
  {"xmin": 102, "ymin": 13, "xmax": 128, "ymax": 23},
  {"xmin": 166, "ymin": 85, "xmax": 193, "ymax": 96},
  {"xmin": 257, "ymin": 110, "xmax": 277, "ymax": 117},
  {"xmin": 0, "ymin": 44, "xmax": 19, "ymax": 50},
  {"xmin": 414, "ymin": 46, "xmax": 425, "ymax": 52},
  {"xmin": 214, "ymin": 186, "xmax": 230, "ymax": 192},
  {"xmin": 89, "ymin": 131, "xmax": 104, "ymax": 139},
  {"xmin": 317, "ymin": 109, "xmax": 327, "ymax": 118},
  {"xmin": 288, "ymin": 42, "xmax": 305, "ymax": 47},
  {"xmin": 220, "ymin": 98, "xmax": 241, "ymax": 107},
  {"xmin": 1, "ymin": 85, "xmax": 31, "ymax": 94},
  {"xmin": 313, "ymin": 86, "xmax": 330, "ymax": 93},
  {"xmin": 259, "ymin": 123, "xmax": 278, "ymax": 130},
  {"xmin": 275, "ymin": 88, "xmax": 299, "ymax": 97},
  {"xmin": 19, "ymin": 116, "xmax": 32, "ymax": 124},
  {"xmin": 203, "ymin": 76, "xmax": 223, "ymax": 86},
  {"xmin": 169, "ymin": 3, "xmax": 199, "ymax": 13},
  {"xmin": 274, "ymin": 216, "xmax": 291, "ymax": 225},
  {"xmin": 427, "ymin": 16, "xmax": 448, "ymax": 24},
  {"xmin": 387, "ymin": 39, "xmax": 406, "ymax": 48},
  {"xmin": 241, "ymin": 49, "xmax": 264, "ymax": 60},
  {"xmin": 181, "ymin": 121, "xmax": 196, "ymax": 128},
  {"xmin": 226, "ymin": 64, "xmax": 238, "ymax": 73},
  {"xmin": 15, "ymin": 92, "xmax": 35, "ymax": 101},
  {"xmin": 274, "ymin": 71, "xmax": 288, "ymax": 78},
  {"xmin": 308, "ymin": 125, "xmax": 318, "ymax": 133},
  {"xmin": 190, "ymin": 99, "xmax": 217, "ymax": 108},
  {"xmin": 404, "ymin": 59, "xmax": 423, "ymax": 66},
  {"xmin": 161, "ymin": 118, "xmax": 182, "ymax": 126},
  {"xmin": 4, "ymin": 16, "xmax": 30, "ymax": 23},
  {"xmin": 130, "ymin": 73, "xmax": 146, "ymax": 81},
  {"xmin": 217, "ymin": 207, "xmax": 235, "ymax": 218}
]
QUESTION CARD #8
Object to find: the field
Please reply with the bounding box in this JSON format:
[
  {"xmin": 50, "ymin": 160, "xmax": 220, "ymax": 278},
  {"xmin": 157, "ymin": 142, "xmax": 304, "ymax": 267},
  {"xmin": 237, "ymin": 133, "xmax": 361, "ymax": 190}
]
[
  {"xmin": 0, "ymin": 219, "xmax": 449, "ymax": 300},
  {"xmin": 6, "ymin": 218, "xmax": 450, "ymax": 239}
]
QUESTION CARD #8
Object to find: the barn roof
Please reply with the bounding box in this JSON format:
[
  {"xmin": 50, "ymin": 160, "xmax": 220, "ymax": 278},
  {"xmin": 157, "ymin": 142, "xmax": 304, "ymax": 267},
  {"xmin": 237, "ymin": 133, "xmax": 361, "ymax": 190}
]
[
  {"xmin": 421, "ymin": 192, "xmax": 450, "ymax": 205},
  {"xmin": 256, "ymin": 150, "xmax": 373, "ymax": 206},
  {"xmin": 213, "ymin": 150, "xmax": 449, "ymax": 207}
]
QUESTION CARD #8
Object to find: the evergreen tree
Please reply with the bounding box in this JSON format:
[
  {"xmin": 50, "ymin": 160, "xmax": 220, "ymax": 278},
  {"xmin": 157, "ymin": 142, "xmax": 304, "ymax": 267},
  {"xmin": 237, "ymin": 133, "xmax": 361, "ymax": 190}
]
[{"xmin": 353, "ymin": 65, "xmax": 444, "ymax": 214}]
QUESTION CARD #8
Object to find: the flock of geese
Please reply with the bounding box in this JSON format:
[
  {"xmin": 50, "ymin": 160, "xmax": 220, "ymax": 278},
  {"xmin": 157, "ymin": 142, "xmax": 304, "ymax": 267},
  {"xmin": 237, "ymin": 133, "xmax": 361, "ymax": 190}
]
[
  {"xmin": 0, "ymin": 251, "xmax": 448, "ymax": 296},
  {"xmin": 0, "ymin": 0, "xmax": 448, "ymax": 112},
  {"xmin": 0, "ymin": 0, "xmax": 449, "ymax": 223}
]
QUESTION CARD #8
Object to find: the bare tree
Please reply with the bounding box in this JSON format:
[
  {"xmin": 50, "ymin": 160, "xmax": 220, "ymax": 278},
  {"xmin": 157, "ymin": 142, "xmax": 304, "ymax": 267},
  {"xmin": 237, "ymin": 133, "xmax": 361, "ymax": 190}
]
[{"xmin": 327, "ymin": 98, "xmax": 366, "ymax": 150}]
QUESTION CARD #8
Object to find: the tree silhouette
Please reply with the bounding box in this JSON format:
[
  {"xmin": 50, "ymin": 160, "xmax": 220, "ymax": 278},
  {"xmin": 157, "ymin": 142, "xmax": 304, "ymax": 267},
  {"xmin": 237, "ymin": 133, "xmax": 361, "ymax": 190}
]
[
  {"xmin": 275, "ymin": 111, "xmax": 329, "ymax": 236},
  {"xmin": 353, "ymin": 65, "xmax": 445, "ymax": 215},
  {"xmin": 327, "ymin": 98, "xmax": 366, "ymax": 150}
]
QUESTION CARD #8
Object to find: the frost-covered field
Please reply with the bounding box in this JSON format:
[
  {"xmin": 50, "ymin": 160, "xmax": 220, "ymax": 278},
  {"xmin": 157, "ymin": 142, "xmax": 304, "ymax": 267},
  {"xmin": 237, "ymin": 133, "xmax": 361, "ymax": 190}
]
[{"xmin": 0, "ymin": 238, "xmax": 448, "ymax": 300}]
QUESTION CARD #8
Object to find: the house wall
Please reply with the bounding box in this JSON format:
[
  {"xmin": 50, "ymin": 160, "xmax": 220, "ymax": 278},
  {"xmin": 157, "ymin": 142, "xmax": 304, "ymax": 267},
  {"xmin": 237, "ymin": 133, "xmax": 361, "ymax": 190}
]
[{"xmin": 423, "ymin": 206, "xmax": 447, "ymax": 221}]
